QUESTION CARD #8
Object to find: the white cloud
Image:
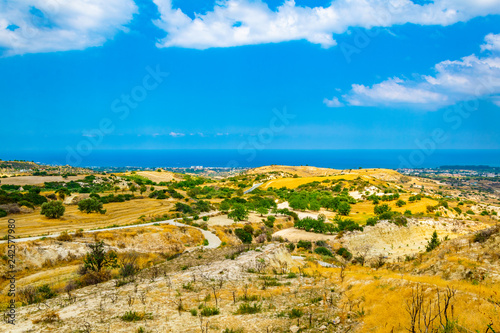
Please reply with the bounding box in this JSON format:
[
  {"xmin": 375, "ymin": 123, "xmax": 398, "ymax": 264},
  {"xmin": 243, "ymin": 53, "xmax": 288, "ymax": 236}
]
[
  {"xmin": 169, "ymin": 132, "xmax": 185, "ymax": 137},
  {"xmin": 323, "ymin": 96, "xmax": 344, "ymax": 108},
  {"xmin": 0, "ymin": 0, "xmax": 137, "ymax": 56},
  {"xmin": 334, "ymin": 33, "xmax": 500, "ymax": 110},
  {"xmin": 481, "ymin": 33, "xmax": 500, "ymax": 52},
  {"xmin": 153, "ymin": 0, "xmax": 500, "ymax": 49}
]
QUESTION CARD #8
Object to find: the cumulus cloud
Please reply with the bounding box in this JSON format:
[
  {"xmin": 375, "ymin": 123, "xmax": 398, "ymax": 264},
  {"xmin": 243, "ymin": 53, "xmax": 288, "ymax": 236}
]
[
  {"xmin": 323, "ymin": 96, "xmax": 344, "ymax": 108},
  {"xmin": 153, "ymin": 0, "xmax": 500, "ymax": 49},
  {"xmin": 169, "ymin": 132, "xmax": 185, "ymax": 137},
  {"xmin": 0, "ymin": 0, "xmax": 137, "ymax": 56},
  {"xmin": 334, "ymin": 33, "xmax": 500, "ymax": 110}
]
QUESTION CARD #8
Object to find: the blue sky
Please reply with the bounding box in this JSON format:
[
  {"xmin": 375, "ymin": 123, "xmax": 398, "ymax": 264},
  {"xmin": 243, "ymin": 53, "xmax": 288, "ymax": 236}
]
[{"xmin": 1, "ymin": 0, "xmax": 500, "ymax": 156}]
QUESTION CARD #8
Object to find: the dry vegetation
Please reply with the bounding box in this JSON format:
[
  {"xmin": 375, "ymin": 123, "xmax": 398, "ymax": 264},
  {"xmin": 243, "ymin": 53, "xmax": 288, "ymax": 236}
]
[
  {"xmin": 1, "ymin": 165, "xmax": 499, "ymax": 332},
  {"xmin": 0, "ymin": 198, "xmax": 175, "ymax": 238}
]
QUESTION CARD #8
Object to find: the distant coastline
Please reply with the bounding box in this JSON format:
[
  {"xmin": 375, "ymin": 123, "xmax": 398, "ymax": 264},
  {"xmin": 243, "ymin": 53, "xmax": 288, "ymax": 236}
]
[{"xmin": 1, "ymin": 149, "xmax": 499, "ymax": 169}]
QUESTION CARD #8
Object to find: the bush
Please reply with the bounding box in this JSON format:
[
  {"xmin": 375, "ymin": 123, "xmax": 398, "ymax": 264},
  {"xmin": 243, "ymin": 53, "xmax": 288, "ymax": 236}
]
[
  {"xmin": 78, "ymin": 198, "xmax": 106, "ymax": 214},
  {"xmin": 200, "ymin": 306, "xmax": 220, "ymax": 316},
  {"xmin": 366, "ymin": 217, "xmax": 378, "ymax": 226},
  {"xmin": 314, "ymin": 246, "xmax": 333, "ymax": 256},
  {"xmin": 40, "ymin": 200, "xmax": 65, "ymax": 218},
  {"xmin": 336, "ymin": 218, "xmax": 363, "ymax": 232},
  {"xmin": 287, "ymin": 242, "xmax": 295, "ymax": 252},
  {"xmin": 0, "ymin": 208, "xmax": 7, "ymax": 217},
  {"xmin": 82, "ymin": 240, "xmax": 118, "ymax": 273},
  {"xmin": 289, "ymin": 308, "xmax": 303, "ymax": 319},
  {"xmin": 56, "ymin": 231, "xmax": 72, "ymax": 242},
  {"xmin": 374, "ymin": 204, "xmax": 391, "ymax": 215},
  {"xmin": 336, "ymin": 247, "xmax": 352, "ymax": 260},
  {"xmin": 466, "ymin": 209, "xmax": 475, "ymax": 215},
  {"xmin": 297, "ymin": 240, "xmax": 312, "ymax": 250},
  {"xmin": 243, "ymin": 224, "xmax": 254, "ymax": 235},
  {"xmin": 121, "ymin": 311, "xmax": 152, "ymax": 322},
  {"xmin": 234, "ymin": 228, "xmax": 252, "ymax": 244},
  {"xmin": 395, "ymin": 199, "xmax": 406, "ymax": 207},
  {"xmin": 390, "ymin": 215, "xmax": 408, "ymax": 227},
  {"xmin": 236, "ymin": 303, "xmax": 262, "ymax": 315}
]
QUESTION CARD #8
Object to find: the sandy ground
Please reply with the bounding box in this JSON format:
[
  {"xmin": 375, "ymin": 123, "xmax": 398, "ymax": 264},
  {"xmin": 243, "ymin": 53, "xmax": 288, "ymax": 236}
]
[
  {"xmin": 0, "ymin": 175, "xmax": 85, "ymax": 186},
  {"xmin": 273, "ymin": 228, "xmax": 338, "ymax": 242}
]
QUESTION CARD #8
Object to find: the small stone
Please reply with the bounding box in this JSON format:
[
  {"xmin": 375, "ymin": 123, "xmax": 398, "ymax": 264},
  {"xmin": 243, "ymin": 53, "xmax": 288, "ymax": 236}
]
[
  {"xmin": 290, "ymin": 325, "xmax": 300, "ymax": 333},
  {"xmin": 319, "ymin": 325, "xmax": 327, "ymax": 330}
]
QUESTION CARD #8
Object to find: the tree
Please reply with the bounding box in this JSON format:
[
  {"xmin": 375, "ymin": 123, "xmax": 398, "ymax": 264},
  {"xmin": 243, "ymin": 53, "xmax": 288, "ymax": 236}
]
[
  {"xmin": 78, "ymin": 198, "xmax": 106, "ymax": 214},
  {"xmin": 256, "ymin": 207, "xmax": 268, "ymax": 216},
  {"xmin": 426, "ymin": 231, "xmax": 441, "ymax": 252},
  {"xmin": 114, "ymin": 186, "xmax": 120, "ymax": 193},
  {"xmin": 309, "ymin": 201, "xmax": 321, "ymax": 211},
  {"xmin": 374, "ymin": 204, "xmax": 391, "ymax": 215},
  {"xmin": 337, "ymin": 202, "xmax": 351, "ymax": 216},
  {"xmin": 83, "ymin": 240, "xmax": 118, "ymax": 272},
  {"xmin": 40, "ymin": 200, "xmax": 65, "ymax": 219},
  {"xmin": 129, "ymin": 184, "xmax": 137, "ymax": 194},
  {"xmin": 219, "ymin": 201, "xmax": 231, "ymax": 213},
  {"xmin": 140, "ymin": 185, "xmax": 147, "ymax": 195},
  {"xmin": 228, "ymin": 204, "xmax": 248, "ymax": 222}
]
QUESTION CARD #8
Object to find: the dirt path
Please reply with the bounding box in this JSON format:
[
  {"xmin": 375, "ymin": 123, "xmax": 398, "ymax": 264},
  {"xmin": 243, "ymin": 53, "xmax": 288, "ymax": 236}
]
[{"xmin": 1, "ymin": 212, "xmax": 222, "ymax": 249}]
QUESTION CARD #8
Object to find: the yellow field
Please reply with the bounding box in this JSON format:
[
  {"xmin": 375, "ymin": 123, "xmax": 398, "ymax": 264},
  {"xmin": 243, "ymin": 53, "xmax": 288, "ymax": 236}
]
[
  {"xmin": 0, "ymin": 175, "xmax": 86, "ymax": 186},
  {"xmin": 350, "ymin": 195, "xmax": 438, "ymax": 223},
  {"xmin": 136, "ymin": 170, "xmax": 177, "ymax": 182},
  {"xmin": 262, "ymin": 174, "xmax": 386, "ymax": 190},
  {"xmin": 0, "ymin": 198, "xmax": 175, "ymax": 238}
]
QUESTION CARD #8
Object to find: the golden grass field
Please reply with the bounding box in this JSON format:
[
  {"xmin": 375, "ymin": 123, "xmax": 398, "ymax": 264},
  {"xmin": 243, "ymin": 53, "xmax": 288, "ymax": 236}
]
[
  {"xmin": 135, "ymin": 170, "xmax": 177, "ymax": 182},
  {"xmin": 350, "ymin": 195, "xmax": 439, "ymax": 223},
  {"xmin": 0, "ymin": 198, "xmax": 175, "ymax": 238},
  {"xmin": 262, "ymin": 174, "xmax": 387, "ymax": 190},
  {"xmin": 0, "ymin": 175, "xmax": 86, "ymax": 186}
]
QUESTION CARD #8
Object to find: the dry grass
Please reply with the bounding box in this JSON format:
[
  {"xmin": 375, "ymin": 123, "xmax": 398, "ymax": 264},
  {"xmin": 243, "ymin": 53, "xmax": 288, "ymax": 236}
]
[
  {"xmin": 350, "ymin": 195, "xmax": 439, "ymax": 223},
  {"xmin": 0, "ymin": 175, "xmax": 86, "ymax": 185},
  {"xmin": 262, "ymin": 174, "xmax": 382, "ymax": 190},
  {"xmin": 342, "ymin": 266, "xmax": 500, "ymax": 332},
  {"xmin": 0, "ymin": 198, "xmax": 174, "ymax": 238}
]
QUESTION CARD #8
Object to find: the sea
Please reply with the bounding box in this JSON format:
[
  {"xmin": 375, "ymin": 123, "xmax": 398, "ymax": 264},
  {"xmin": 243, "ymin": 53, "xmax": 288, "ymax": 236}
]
[{"xmin": 1, "ymin": 149, "xmax": 499, "ymax": 169}]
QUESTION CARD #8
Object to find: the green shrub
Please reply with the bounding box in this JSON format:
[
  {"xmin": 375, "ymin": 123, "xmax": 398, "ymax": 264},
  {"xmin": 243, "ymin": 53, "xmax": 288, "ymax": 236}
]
[
  {"xmin": 236, "ymin": 303, "xmax": 262, "ymax": 314},
  {"xmin": 234, "ymin": 228, "xmax": 252, "ymax": 244},
  {"xmin": 0, "ymin": 208, "xmax": 7, "ymax": 218},
  {"xmin": 314, "ymin": 246, "xmax": 333, "ymax": 256},
  {"xmin": 289, "ymin": 308, "xmax": 303, "ymax": 319},
  {"xmin": 366, "ymin": 217, "xmax": 378, "ymax": 226},
  {"xmin": 336, "ymin": 247, "xmax": 352, "ymax": 260},
  {"xmin": 297, "ymin": 240, "xmax": 312, "ymax": 250},
  {"xmin": 121, "ymin": 311, "xmax": 152, "ymax": 322},
  {"xmin": 200, "ymin": 306, "xmax": 220, "ymax": 316}
]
